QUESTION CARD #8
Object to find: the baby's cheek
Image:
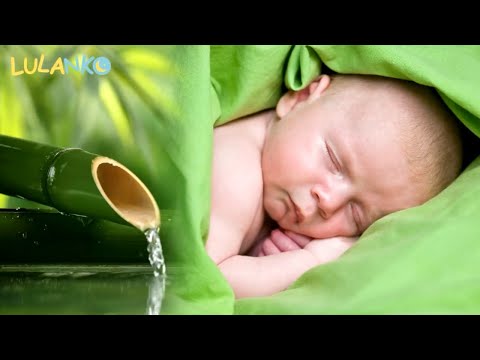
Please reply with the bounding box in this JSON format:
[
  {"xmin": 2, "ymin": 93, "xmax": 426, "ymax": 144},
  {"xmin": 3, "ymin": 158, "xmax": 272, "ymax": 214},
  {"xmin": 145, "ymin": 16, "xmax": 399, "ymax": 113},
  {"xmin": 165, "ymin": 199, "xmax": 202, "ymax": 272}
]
[
  {"xmin": 263, "ymin": 196, "xmax": 284, "ymax": 223},
  {"xmin": 268, "ymin": 142, "xmax": 305, "ymax": 178}
]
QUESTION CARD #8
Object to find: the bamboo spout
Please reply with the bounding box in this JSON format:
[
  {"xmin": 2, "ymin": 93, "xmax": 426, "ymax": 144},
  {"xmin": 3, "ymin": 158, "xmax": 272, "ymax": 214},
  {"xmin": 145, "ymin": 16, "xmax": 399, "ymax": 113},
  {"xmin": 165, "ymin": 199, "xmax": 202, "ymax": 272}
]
[
  {"xmin": 92, "ymin": 157, "xmax": 160, "ymax": 231},
  {"xmin": 0, "ymin": 135, "xmax": 160, "ymax": 232}
]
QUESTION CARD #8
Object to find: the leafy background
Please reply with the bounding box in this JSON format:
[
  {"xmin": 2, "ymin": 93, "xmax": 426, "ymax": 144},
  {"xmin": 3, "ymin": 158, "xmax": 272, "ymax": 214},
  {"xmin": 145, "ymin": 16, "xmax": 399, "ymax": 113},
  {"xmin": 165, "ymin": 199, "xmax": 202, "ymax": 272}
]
[
  {"xmin": 0, "ymin": 45, "xmax": 180, "ymax": 212},
  {"xmin": 0, "ymin": 46, "xmax": 232, "ymax": 314}
]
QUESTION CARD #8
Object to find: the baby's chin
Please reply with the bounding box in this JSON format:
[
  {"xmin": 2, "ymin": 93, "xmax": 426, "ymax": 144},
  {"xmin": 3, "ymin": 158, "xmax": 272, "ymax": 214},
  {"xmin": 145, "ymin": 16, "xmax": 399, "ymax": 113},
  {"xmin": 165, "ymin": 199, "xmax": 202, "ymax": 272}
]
[
  {"xmin": 273, "ymin": 218, "xmax": 312, "ymax": 237},
  {"xmin": 284, "ymin": 225, "xmax": 317, "ymax": 238},
  {"xmin": 277, "ymin": 221, "xmax": 339, "ymax": 240}
]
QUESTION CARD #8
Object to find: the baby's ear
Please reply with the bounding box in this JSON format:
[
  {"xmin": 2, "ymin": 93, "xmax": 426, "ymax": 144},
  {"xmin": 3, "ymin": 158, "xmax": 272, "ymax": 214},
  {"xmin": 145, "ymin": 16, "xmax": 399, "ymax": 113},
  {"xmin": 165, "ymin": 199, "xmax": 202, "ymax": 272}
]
[{"xmin": 276, "ymin": 75, "xmax": 331, "ymax": 118}]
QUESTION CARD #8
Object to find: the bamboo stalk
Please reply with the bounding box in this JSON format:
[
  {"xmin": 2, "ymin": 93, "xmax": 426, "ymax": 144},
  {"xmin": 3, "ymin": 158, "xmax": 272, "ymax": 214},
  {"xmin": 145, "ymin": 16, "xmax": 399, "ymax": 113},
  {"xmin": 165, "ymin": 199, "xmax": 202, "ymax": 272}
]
[
  {"xmin": 0, "ymin": 135, "xmax": 160, "ymax": 231},
  {"xmin": 0, "ymin": 209, "xmax": 147, "ymax": 263}
]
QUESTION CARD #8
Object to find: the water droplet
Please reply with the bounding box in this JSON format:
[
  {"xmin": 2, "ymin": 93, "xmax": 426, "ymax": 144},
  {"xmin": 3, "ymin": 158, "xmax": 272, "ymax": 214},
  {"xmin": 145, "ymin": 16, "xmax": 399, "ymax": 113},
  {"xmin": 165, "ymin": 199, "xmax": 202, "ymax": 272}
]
[
  {"xmin": 145, "ymin": 227, "xmax": 166, "ymax": 278},
  {"xmin": 144, "ymin": 227, "xmax": 166, "ymax": 315}
]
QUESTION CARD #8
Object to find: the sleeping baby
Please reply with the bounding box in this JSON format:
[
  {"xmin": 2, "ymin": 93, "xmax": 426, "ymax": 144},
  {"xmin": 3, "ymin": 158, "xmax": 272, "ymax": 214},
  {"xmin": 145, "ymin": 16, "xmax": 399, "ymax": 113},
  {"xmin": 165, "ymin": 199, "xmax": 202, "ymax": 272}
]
[{"xmin": 206, "ymin": 74, "xmax": 463, "ymax": 298}]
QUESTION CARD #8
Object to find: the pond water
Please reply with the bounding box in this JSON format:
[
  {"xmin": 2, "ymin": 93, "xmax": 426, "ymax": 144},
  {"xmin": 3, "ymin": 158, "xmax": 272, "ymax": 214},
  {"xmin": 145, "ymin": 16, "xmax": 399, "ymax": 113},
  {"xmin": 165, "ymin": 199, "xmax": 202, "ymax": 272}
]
[{"xmin": 0, "ymin": 265, "xmax": 168, "ymax": 315}]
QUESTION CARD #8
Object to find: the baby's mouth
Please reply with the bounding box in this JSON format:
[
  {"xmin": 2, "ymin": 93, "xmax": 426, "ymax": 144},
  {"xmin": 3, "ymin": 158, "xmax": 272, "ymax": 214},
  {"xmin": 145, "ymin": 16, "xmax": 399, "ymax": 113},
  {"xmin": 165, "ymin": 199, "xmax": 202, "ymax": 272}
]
[{"xmin": 288, "ymin": 195, "xmax": 305, "ymax": 224}]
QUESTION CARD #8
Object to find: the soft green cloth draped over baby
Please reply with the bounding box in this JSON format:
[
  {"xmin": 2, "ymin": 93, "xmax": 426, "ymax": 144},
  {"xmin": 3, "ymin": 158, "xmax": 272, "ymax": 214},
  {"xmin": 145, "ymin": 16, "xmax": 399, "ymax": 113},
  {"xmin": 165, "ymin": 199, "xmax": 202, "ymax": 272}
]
[{"xmin": 162, "ymin": 45, "xmax": 480, "ymax": 314}]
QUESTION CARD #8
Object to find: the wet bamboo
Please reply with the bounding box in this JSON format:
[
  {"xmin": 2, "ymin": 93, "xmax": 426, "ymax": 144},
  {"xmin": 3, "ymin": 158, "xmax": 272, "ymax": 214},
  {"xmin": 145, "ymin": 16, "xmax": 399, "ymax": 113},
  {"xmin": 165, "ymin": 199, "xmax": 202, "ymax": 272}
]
[
  {"xmin": 0, "ymin": 209, "xmax": 147, "ymax": 263},
  {"xmin": 0, "ymin": 135, "xmax": 160, "ymax": 231}
]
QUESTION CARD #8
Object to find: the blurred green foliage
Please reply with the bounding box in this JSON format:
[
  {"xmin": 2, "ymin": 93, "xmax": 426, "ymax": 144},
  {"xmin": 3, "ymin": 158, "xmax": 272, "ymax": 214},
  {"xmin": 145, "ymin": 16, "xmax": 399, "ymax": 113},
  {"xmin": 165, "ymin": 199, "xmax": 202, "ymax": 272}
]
[{"xmin": 0, "ymin": 45, "xmax": 181, "ymax": 211}]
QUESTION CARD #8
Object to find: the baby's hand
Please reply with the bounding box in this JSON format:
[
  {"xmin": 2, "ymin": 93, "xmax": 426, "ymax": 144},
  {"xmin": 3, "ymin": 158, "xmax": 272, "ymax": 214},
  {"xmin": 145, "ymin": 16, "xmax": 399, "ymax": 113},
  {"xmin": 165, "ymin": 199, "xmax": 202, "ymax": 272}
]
[
  {"xmin": 255, "ymin": 229, "xmax": 313, "ymax": 257},
  {"xmin": 304, "ymin": 236, "xmax": 358, "ymax": 264}
]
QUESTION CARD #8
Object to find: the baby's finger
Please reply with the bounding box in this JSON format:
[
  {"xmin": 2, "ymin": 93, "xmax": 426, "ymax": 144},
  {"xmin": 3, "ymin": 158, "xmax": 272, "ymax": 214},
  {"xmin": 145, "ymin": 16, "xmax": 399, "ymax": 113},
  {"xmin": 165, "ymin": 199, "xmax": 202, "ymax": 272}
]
[
  {"xmin": 270, "ymin": 229, "xmax": 302, "ymax": 252},
  {"xmin": 283, "ymin": 230, "xmax": 312, "ymax": 248},
  {"xmin": 261, "ymin": 237, "xmax": 281, "ymax": 256}
]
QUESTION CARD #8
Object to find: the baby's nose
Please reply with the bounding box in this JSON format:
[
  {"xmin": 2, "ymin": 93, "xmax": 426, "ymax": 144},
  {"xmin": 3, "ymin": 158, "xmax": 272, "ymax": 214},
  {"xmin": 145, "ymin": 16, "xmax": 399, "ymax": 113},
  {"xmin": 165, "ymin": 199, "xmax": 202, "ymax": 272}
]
[{"xmin": 311, "ymin": 183, "xmax": 350, "ymax": 219}]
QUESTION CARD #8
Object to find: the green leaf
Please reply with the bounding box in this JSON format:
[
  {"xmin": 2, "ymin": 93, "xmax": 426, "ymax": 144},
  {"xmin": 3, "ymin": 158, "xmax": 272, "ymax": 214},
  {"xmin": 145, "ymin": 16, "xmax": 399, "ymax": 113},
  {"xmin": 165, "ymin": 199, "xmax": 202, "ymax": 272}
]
[
  {"xmin": 98, "ymin": 78, "xmax": 133, "ymax": 147},
  {"xmin": 120, "ymin": 47, "xmax": 174, "ymax": 73}
]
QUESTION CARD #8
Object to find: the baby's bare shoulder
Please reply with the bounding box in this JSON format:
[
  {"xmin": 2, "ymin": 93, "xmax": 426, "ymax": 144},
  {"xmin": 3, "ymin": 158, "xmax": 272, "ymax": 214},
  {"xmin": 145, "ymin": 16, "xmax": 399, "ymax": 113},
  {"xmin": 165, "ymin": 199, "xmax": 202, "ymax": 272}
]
[
  {"xmin": 211, "ymin": 120, "xmax": 264, "ymax": 221},
  {"xmin": 206, "ymin": 121, "xmax": 264, "ymax": 263}
]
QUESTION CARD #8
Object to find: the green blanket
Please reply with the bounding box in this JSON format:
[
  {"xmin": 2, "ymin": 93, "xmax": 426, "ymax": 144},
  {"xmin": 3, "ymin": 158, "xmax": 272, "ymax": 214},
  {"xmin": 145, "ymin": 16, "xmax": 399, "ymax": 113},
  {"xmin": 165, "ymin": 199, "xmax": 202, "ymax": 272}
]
[{"xmin": 161, "ymin": 45, "xmax": 480, "ymax": 314}]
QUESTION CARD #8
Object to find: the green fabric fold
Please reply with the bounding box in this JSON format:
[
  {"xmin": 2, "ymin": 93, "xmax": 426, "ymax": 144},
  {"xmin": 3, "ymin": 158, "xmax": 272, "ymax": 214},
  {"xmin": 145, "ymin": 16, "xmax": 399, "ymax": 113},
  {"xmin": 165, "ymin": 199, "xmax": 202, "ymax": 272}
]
[{"xmin": 284, "ymin": 45, "xmax": 323, "ymax": 91}]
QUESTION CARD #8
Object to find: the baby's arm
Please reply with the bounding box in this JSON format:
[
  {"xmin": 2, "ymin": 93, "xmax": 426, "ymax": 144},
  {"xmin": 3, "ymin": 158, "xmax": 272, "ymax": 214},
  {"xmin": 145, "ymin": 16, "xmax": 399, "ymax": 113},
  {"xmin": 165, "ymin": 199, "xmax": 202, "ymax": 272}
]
[
  {"xmin": 218, "ymin": 249, "xmax": 320, "ymax": 298},
  {"xmin": 220, "ymin": 233, "xmax": 357, "ymax": 298},
  {"xmin": 251, "ymin": 229, "xmax": 358, "ymax": 260}
]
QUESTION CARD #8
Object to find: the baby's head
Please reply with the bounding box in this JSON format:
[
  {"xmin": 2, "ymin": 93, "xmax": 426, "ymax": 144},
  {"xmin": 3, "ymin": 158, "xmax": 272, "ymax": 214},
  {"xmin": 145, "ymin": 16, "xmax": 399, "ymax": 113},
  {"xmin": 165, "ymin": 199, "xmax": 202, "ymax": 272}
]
[{"xmin": 262, "ymin": 74, "xmax": 463, "ymax": 239}]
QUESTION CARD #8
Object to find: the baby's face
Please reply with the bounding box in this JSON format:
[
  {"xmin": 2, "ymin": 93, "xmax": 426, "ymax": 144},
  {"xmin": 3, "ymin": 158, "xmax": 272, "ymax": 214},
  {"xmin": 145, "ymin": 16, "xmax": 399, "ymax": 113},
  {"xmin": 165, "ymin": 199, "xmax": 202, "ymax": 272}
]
[{"xmin": 262, "ymin": 94, "xmax": 425, "ymax": 239}]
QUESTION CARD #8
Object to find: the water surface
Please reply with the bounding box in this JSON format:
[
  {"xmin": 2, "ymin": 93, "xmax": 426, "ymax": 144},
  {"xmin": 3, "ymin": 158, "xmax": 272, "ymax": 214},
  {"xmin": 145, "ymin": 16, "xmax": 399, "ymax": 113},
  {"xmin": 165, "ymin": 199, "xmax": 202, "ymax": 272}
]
[{"xmin": 0, "ymin": 265, "xmax": 167, "ymax": 315}]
